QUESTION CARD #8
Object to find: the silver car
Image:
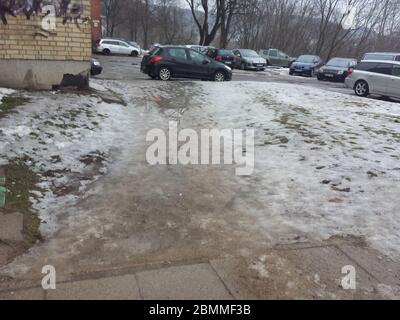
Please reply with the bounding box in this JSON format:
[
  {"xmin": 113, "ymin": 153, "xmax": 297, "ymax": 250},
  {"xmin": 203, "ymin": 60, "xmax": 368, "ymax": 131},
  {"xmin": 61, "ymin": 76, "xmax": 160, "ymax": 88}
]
[
  {"xmin": 95, "ymin": 38, "xmax": 141, "ymax": 57},
  {"xmin": 345, "ymin": 60, "xmax": 400, "ymax": 99}
]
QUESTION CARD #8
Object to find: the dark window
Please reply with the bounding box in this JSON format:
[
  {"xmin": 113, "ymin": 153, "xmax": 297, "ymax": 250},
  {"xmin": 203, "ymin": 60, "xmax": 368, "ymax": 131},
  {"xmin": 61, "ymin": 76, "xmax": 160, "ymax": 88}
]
[
  {"xmin": 356, "ymin": 62, "xmax": 378, "ymax": 71},
  {"xmin": 218, "ymin": 49, "xmax": 233, "ymax": 56},
  {"xmin": 371, "ymin": 63, "xmax": 393, "ymax": 75},
  {"xmin": 269, "ymin": 50, "xmax": 278, "ymax": 57},
  {"xmin": 396, "ymin": 56, "xmax": 400, "ymax": 62},
  {"xmin": 168, "ymin": 48, "xmax": 188, "ymax": 60},
  {"xmin": 189, "ymin": 50, "xmax": 205, "ymax": 63},
  {"xmin": 392, "ymin": 65, "xmax": 400, "ymax": 77}
]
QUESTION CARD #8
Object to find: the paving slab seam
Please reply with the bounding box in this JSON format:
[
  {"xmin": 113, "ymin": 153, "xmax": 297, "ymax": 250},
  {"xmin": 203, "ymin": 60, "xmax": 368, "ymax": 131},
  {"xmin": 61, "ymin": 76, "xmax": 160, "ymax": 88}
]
[
  {"xmin": 208, "ymin": 260, "xmax": 237, "ymax": 300},
  {"xmin": 332, "ymin": 244, "xmax": 380, "ymax": 282}
]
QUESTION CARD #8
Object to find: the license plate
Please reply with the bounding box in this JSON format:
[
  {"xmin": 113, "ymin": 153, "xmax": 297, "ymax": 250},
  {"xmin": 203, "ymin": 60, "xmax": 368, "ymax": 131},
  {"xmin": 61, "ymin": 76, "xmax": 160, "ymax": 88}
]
[
  {"xmin": 295, "ymin": 69, "xmax": 302, "ymax": 72},
  {"xmin": 226, "ymin": 61, "xmax": 232, "ymax": 64},
  {"xmin": 256, "ymin": 64, "xmax": 263, "ymax": 67},
  {"xmin": 326, "ymin": 74, "xmax": 333, "ymax": 77}
]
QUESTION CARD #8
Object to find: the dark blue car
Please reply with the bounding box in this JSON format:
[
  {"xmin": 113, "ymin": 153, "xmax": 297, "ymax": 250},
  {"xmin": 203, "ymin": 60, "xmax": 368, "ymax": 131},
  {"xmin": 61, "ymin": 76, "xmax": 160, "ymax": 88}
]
[{"xmin": 289, "ymin": 55, "xmax": 323, "ymax": 77}]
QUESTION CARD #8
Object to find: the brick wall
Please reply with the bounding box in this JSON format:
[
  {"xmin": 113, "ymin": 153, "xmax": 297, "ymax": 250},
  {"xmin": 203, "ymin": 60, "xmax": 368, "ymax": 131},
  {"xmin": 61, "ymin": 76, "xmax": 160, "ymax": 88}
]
[
  {"xmin": 90, "ymin": 0, "xmax": 102, "ymax": 42},
  {"xmin": 0, "ymin": 0, "xmax": 92, "ymax": 62}
]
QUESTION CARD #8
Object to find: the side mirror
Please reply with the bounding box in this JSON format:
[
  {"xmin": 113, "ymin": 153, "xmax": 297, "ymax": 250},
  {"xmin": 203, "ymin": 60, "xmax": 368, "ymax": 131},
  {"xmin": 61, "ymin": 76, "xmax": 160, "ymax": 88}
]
[{"xmin": 203, "ymin": 59, "xmax": 210, "ymax": 64}]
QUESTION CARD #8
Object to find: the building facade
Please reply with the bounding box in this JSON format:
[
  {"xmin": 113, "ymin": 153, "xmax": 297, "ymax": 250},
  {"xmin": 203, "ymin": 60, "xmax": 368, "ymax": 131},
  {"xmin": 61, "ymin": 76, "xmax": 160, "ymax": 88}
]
[
  {"xmin": 90, "ymin": 0, "xmax": 102, "ymax": 43},
  {"xmin": 0, "ymin": 0, "xmax": 92, "ymax": 90}
]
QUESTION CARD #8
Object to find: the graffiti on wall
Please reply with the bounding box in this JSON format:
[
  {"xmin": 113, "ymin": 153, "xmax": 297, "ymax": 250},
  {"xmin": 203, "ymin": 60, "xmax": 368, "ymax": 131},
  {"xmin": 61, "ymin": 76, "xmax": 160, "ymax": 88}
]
[{"xmin": 0, "ymin": 0, "xmax": 87, "ymax": 25}]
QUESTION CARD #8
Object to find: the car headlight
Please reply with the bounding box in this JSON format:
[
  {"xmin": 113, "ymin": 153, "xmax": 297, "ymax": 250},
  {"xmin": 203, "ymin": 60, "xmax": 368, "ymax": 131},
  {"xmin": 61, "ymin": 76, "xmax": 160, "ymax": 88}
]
[
  {"xmin": 337, "ymin": 70, "xmax": 344, "ymax": 74},
  {"xmin": 225, "ymin": 65, "xmax": 232, "ymax": 71}
]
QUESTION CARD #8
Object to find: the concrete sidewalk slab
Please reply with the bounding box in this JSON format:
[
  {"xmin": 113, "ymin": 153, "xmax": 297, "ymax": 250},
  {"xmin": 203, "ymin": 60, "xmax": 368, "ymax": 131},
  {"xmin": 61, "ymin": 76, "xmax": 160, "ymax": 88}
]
[
  {"xmin": 136, "ymin": 263, "xmax": 234, "ymax": 300},
  {"xmin": 0, "ymin": 287, "xmax": 44, "ymax": 300},
  {"xmin": 337, "ymin": 244, "xmax": 400, "ymax": 297},
  {"xmin": 47, "ymin": 274, "xmax": 141, "ymax": 300},
  {"xmin": 212, "ymin": 246, "xmax": 388, "ymax": 299}
]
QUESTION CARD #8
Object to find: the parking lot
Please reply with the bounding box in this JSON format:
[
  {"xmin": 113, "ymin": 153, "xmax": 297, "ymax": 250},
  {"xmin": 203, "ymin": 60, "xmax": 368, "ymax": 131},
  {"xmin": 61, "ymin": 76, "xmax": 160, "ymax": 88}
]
[{"xmin": 94, "ymin": 54, "xmax": 353, "ymax": 95}]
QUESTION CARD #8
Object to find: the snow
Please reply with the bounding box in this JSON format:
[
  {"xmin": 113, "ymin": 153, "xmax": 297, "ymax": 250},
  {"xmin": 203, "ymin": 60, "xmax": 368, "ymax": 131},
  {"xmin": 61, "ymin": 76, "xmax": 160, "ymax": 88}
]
[
  {"xmin": 0, "ymin": 87, "xmax": 14, "ymax": 101},
  {"xmin": 195, "ymin": 81, "xmax": 400, "ymax": 258},
  {"xmin": 0, "ymin": 84, "xmax": 136, "ymax": 236}
]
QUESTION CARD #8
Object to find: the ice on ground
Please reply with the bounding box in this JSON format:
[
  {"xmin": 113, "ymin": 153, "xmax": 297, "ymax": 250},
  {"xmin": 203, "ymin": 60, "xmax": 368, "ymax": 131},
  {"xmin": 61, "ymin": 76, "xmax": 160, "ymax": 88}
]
[
  {"xmin": 0, "ymin": 82, "xmax": 136, "ymax": 235},
  {"xmin": 195, "ymin": 81, "xmax": 400, "ymax": 259}
]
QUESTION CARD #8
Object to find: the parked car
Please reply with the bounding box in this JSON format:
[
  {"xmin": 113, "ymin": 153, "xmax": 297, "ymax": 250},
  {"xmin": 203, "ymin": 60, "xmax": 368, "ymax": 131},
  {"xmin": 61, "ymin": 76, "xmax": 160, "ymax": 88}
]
[
  {"xmin": 232, "ymin": 49, "xmax": 266, "ymax": 71},
  {"xmin": 205, "ymin": 48, "xmax": 236, "ymax": 67},
  {"xmin": 317, "ymin": 57, "xmax": 358, "ymax": 82},
  {"xmin": 258, "ymin": 49, "xmax": 296, "ymax": 67},
  {"xmin": 345, "ymin": 60, "xmax": 400, "ymax": 99},
  {"xmin": 95, "ymin": 38, "xmax": 141, "ymax": 57},
  {"xmin": 289, "ymin": 55, "xmax": 323, "ymax": 77},
  {"xmin": 363, "ymin": 52, "xmax": 400, "ymax": 62},
  {"xmin": 141, "ymin": 46, "xmax": 232, "ymax": 81},
  {"xmin": 90, "ymin": 58, "xmax": 103, "ymax": 76}
]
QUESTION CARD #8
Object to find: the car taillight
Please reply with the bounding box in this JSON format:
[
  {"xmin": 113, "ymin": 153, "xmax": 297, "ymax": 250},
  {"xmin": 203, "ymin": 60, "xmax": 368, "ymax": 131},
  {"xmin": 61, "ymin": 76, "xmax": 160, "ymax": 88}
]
[
  {"xmin": 216, "ymin": 55, "xmax": 222, "ymax": 61},
  {"xmin": 347, "ymin": 67, "xmax": 354, "ymax": 77},
  {"xmin": 149, "ymin": 56, "xmax": 163, "ymax": 63}
]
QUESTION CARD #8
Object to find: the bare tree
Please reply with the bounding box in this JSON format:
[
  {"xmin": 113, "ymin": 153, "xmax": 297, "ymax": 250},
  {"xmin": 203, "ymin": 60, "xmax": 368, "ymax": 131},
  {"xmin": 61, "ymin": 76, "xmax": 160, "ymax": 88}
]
[
  {"xmin": 185, "ymin": 0, "xmax": 224, "ymax": 45},
  {"xmin": 103, "ymin": 0, "xmax": 123, "ymax": 37}
]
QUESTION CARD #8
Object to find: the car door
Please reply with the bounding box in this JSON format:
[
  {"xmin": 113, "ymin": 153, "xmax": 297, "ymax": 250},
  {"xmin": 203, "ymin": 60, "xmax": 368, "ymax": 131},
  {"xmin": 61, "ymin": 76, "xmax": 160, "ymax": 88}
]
[
  {"xmin": 188, "ymin": 49, "xmax": 210, "ymax": 78},
  {"xmin": 103, "ymin": 40, "xmax": 116, "ymax": 53},
  {"xmin": 277, "ymin": 51, "xmax": 289, "ymax": 66},
  {"xmin": 117, "ymin": 41, "xmax": 131, "ymax": 55},
  {"xmin": 166, "ymin": 48, "xmax": 192, "ymax": 77},
  {"xmin": 268, "ymin": 50, "xmax": 279, "ymax": 65},
  {"xmin": 109, "ymin": 40, "xmax": 121, "ymax": 54},
  {"xmin": 370, "ymin": 63, "xmax": 393, "ymax": 95},
  {"xmin": 387, "ymin": 64, "xmax": 400, "ymax": 98},
  {"xmin": 233, "ymin": 50, "xmax": 242, "ymax": 68}
]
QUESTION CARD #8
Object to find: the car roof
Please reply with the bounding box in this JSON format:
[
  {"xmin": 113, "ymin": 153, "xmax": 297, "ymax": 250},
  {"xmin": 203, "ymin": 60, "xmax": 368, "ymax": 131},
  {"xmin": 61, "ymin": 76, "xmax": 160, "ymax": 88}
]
[
  {"xmin": 329, "ymin": 57, "xmax": 357, "ymax": 60},
  {"xmin": 298, "ymin": 54, "xmax": 319, "ymax": 58},
  {"xmin": 101, "ymin": 38, "xmax": 134, "ymax": 44},
  {"xmin": 359, "ymin": 59, "xmax": 400, "ymax": 65},
  {"xmin": 364, "ymin": 52, "xmax": 400, "ymax": 55}
]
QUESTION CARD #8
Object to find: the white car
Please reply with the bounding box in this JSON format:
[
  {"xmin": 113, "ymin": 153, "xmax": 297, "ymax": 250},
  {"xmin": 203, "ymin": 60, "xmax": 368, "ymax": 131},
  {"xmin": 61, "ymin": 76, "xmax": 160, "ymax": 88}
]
[
  {"xmin": 95, "ymin": 38, "xmax": 141, "ymax": 57},
  {"xmin": 345, "ymin": 60, "xmax": 400, "ymax": 99}
]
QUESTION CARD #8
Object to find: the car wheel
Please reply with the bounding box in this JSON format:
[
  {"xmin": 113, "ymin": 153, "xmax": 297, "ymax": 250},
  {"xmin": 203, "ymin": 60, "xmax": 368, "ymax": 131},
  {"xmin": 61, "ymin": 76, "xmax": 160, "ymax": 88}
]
[
  {"xmin": 289, "ymin": 70, "xmax": 294, "ymax": 75},
  {"xmin": 131, "ymin": 51, "xmax": 139, "ymax": 57},
  {"xmin": 354, "ymin": 80, "xmax": 369, "ymax": 97},
  {"xmin": 266, "ymin": 60, "xmax": 271, "ymax": 66},
  {"xmin": 214, "ymin": 71, "xmax": 226, "ymax": 82},
  {"xmin": 159, "ymin": 67, "xmax": 172, "ymax": 81},
  {"xmin": 240, "ymin": 63, "xmax": 246, "ymax": 70},
  {"xmin": 103, "ymin": 49, "xmax": 110, "ymax": 55},
  {"xmin": 310, "ymin": 69, "xmax": 315, "ymax": 77},
  {"xmin": 317, "ymin": 74, "xmax": 324, "ymax": 81}
]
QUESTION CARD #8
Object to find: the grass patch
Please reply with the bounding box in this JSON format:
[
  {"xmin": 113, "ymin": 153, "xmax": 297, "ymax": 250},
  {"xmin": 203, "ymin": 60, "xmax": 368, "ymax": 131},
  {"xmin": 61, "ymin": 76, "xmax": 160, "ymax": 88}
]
[
  {"xmin": 0, "ymin": 96, "xmax": 30, "ymax": 119},
  {"xmin": 1, "ymin": 161, "xmax": 42, "ymax": 245}
]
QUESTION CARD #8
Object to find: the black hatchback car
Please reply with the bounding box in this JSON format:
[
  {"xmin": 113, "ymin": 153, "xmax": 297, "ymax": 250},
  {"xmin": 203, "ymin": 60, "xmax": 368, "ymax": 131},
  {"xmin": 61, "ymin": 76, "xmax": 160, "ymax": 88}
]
[{"xmin": 141, "ymin": 46, "xmax": 232, "ymax": 81}]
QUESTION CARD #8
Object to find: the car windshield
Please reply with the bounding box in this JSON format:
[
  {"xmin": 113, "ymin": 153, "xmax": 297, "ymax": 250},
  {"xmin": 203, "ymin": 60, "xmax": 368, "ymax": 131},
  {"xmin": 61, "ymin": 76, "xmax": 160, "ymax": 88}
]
[
  {"xmin": 129, "ymin": 42, "xmax": 139, "ymax": 48},
  {"xmin": 219, "ymin": 50, "xmax": 233, "ymax": 56},
  {"xmin": 326, "ymin": 58, "xmax": 351, "ymax": 67},
  {"xmin": 364, "ymin": 53, "xmax": 394, "ymax": 61},
  {"xmin": 297, "ymin": 55, "xmax": 317, "ymax": 63},
  {"xmin": 240, "ymin": 50, "xmax": 259, "ymax": 57}
]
